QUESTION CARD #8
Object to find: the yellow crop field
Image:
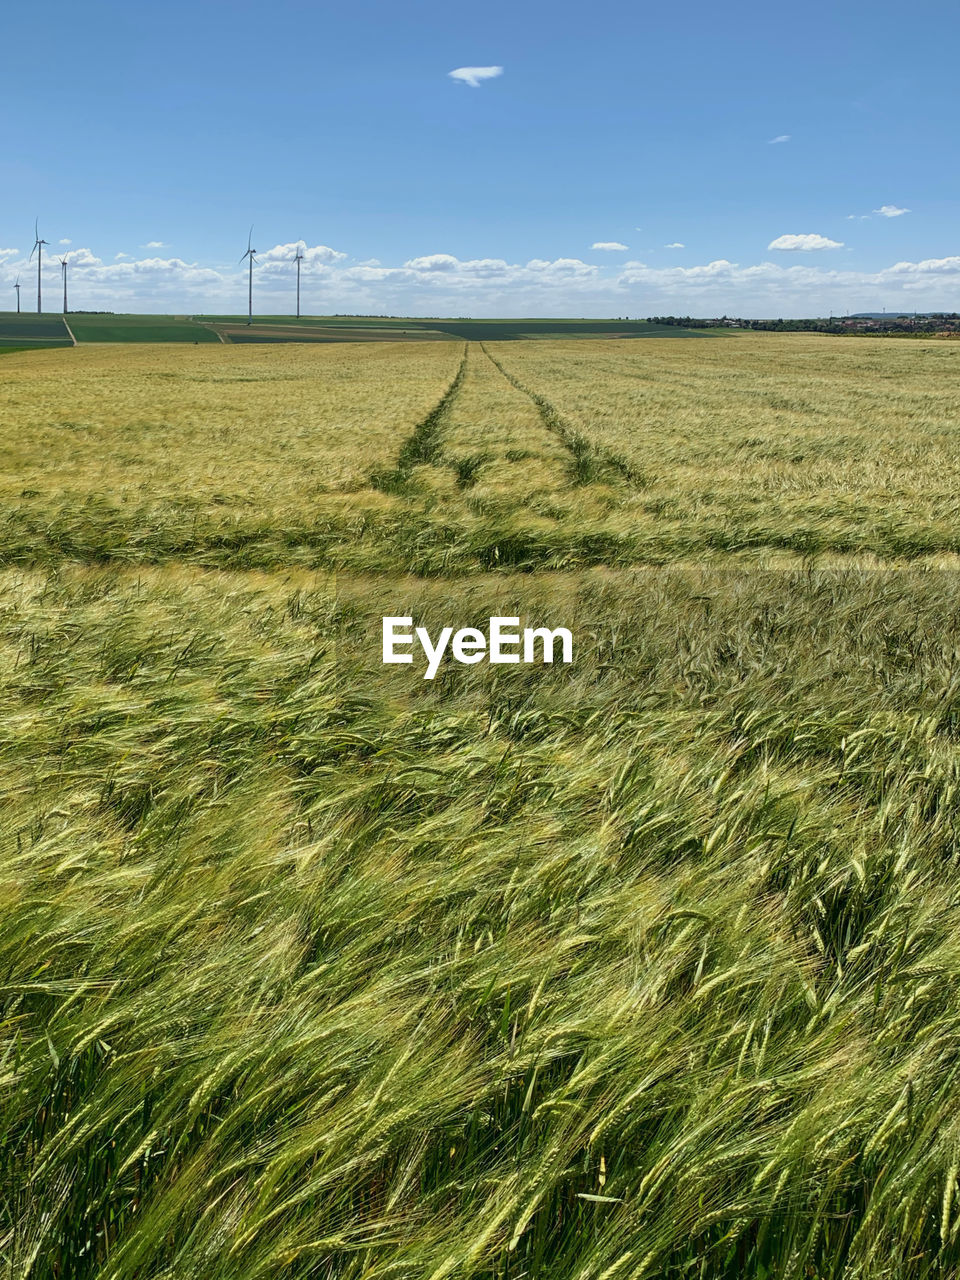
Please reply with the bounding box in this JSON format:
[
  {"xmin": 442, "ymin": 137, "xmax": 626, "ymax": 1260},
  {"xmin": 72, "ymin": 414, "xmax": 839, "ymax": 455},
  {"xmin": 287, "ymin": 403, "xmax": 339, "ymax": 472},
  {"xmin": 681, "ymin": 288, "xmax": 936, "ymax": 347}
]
[
  {"xmin": 2, "ymin": 333, "xmax": 959, "ymax": 572},
  {"xmin": 0, "ymin": 341, "xmax": 461, "ymax": 550},
  {"xmin": 5, "ymin": 333, "xmax": 960, "ymax": 1280},
  {"xmin": 488, "ymin": 333, "xmax": 960, "ymax": 559}
]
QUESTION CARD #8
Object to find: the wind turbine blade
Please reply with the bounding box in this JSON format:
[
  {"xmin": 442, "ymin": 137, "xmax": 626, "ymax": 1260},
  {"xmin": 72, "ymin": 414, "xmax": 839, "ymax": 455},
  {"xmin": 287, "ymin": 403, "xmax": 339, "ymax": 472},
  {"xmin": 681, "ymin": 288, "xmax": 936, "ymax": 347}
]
[{"xmin": 248, "ymin": 225, "xmax": 253, "ymax": 252}]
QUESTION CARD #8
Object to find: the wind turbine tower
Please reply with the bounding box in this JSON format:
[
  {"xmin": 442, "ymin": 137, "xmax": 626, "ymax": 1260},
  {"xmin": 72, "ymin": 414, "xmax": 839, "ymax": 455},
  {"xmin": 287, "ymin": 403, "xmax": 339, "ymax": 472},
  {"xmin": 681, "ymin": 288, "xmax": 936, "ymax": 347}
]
[
  {"xmin": 59, "ymin": 256, "xmax": 69, "ymax": 314},
  {"xmin": 240, "ymin": 227, "xmax": 257, "ymax": 326},
  {"xmin": 14, "ymin": 276, "xmax": 21, "ymax": 314},
  {"xmin": 295, "ymin": 242, "xmax": 304, "ymax": 318},
  {"xmin": 30, "ymin": 220, "xmax": 48, "ymax": 313}
]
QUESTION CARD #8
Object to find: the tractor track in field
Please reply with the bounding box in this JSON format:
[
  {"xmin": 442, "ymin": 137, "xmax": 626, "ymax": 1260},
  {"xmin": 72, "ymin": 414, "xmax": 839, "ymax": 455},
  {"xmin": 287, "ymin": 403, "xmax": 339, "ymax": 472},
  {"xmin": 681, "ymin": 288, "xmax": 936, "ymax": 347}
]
[
  {"xmin": 479, "ymin": 342, "xmax": 649, "ymax": 489},
  {"xmin": 368, "ymin": 339, "xmax": 648, "ymax": 501},
  {"xmin": 368, "ymin": 344, "xmax": 470, "ymax": 492}
]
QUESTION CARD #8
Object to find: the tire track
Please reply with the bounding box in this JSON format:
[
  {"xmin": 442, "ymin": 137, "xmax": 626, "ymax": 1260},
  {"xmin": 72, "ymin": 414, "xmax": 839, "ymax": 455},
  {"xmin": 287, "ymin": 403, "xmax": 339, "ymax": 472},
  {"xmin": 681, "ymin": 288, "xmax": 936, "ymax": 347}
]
[
  {"xmin": 369, "ymin": 343, "xmax": 470, "ymax": 492},
  {"xmin": 479, "ymin": 342, "xmax": 649, "ymax": 488}
]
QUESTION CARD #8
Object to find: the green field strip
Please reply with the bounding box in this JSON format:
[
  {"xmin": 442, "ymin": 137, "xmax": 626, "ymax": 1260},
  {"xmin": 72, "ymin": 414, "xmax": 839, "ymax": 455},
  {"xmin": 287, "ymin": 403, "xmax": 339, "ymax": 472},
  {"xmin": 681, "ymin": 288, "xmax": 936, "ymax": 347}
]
[
  {"xmin": 192, "ymin": 315, "xmax": 707, "ymax": 341},
  {"xmin": 0, "ymin": 313, "xmax": 710, "ymax": 347},
  {"xmin": 216, "ymin": 324, "xmax": 455, "ymax": 344},
  {"xmin": 64, "ymin": 314, "xmax": 221, "ymax": 342},
  {"xmin": 0, "ymin": 337, "xmax": 73, "ymax": 349},
  {"xmin": 0, "ymin": 312, "xmax": 72, "ymax": 343}
]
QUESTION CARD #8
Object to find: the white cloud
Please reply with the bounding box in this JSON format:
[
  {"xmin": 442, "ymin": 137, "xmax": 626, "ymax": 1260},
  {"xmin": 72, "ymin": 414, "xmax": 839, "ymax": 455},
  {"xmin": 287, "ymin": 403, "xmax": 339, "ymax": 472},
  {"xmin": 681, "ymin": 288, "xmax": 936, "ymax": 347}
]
[
  {"xmin": 2, "ymin": 253, "xmax": 224, "ymax": 305},
  {"xmin": 339, "ymin": 253, "xmax": 597, "ymax": 290},
  {"xmin": 592, "ymin": 241, "xmax": 629, "ymax": 251},
  {"xmin": 848, "ymin": 206, "xmax": 910, "ymax": 221},
  {"xmin": 143, "ymin": 240, "xmax": 169, "ymax": 248},
  {"xmin": 768, "ymin": 233, "xmax": 843, "ymax": 252},
  {"xmin": 256, "ymin": 243, "xmax": 353, "ymax": 279},
  {"xmin": 115, "ymin": 252, "xmax": 131, "ymax": 260},
  {"xmin": 257, "ymin": 241, "xmax": 347, "ymax": 269},
  {"xmin": 768, "ymin": 135, "xmax": 791, "ymax": 144},
  {"xmin": 621, "ymin": 258, "xmax": 738, "ymax": 283},
  {"xmin": 329, "ymin": 253, "xmax": 598, "ymax": 308},
  {"xmin": 397, "ymin": 255, "xmax": 596, "ymax": 281},
  {"xmin": 448, "ymin": 66, "xmax": 503, "ymax": 88},
  {"xmin": 59, "ymin": 238, "xmax": 72, "ymax": 245},
  {"xmin": 885, "ymin": 255, "xmax": 960, "ymax": 277},
  {"xmin": 404, "ymin": 253, "xmax": 460, "ymax": 272},
  {"xmin": 127, "ymin": 257, "xmax": 219, "ymax": 277},
  {"xmin": 4, "ymin": 239, "xmax": 960, "ymax": 320},
  {"xmin": 525, "ymin": 258, "xmax": 597, "ymax": 278},
  {"xmin": 329, "ymin": 251, "xmax": 960, "ymax": 318},
  {"xmin": 664, "ymin": 242, "xmax": 685, "ymax": 249},
  {"xmin": 60, "ymin": 248, "xmax": 104, "ymax": 266},
  {"xmin": 342, "ymin": 265, "xmax": 394, "ymax": 282},
  {"xmin": 615, "ymin": 255, "xmax": 960, "ymax": 313}
]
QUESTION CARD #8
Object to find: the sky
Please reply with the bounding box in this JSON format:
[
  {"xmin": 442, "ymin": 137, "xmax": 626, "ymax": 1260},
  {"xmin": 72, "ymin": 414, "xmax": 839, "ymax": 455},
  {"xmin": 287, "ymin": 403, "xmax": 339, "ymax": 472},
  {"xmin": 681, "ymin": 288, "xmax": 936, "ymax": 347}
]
[{"xmin": 2, "ymin": 0, "xmax": 958, "ymax": 318}]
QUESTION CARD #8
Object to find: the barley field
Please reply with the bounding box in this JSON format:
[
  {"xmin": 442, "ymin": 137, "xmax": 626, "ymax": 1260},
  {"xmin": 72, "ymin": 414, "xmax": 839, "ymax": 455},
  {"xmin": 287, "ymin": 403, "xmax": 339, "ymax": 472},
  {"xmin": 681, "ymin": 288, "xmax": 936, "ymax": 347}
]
[
  {"xmin": 2, "ymin": 334, "xmax": 959, "ymax": 572},
  {"xmin": 4, "ymin": 333, "xmax": 960, "ymax": 1280}
]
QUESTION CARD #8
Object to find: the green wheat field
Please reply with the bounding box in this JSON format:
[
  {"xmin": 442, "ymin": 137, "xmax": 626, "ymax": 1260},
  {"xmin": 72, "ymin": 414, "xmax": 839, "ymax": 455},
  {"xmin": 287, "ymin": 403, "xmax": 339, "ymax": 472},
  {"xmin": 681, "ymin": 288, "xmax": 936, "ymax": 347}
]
[{"xmin": 4, "ymin": 332, "xmax": 960, "ymax": 1279}]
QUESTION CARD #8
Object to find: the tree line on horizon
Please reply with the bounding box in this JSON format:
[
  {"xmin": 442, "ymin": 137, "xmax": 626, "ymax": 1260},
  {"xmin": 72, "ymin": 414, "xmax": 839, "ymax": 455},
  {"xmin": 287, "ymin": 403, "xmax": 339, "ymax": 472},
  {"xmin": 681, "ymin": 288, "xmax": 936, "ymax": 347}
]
[{"xmin": 649, "ymin": 313, "xmax": 960, "ymax": 335}]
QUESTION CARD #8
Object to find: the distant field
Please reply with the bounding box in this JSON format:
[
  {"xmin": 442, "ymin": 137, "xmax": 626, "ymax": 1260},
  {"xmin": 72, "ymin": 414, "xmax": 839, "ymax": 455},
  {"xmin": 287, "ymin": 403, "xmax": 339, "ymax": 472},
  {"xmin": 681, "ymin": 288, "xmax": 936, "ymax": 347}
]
[
  {"xmin": 0, "ymin": 313, "xmax": 706, "ymax": 346},
  {"xmin": 429, "ymin": 318, "xmax": 704, "ymax": 341},
  {"xmin": 198, "ymin": 315, "xmax": 705, "ymax": 342},
  {"xmin": 64, "ymin": 313, "xmax": 221, "ymax": 342},
  {"xmin": 216, "ymin": 320, "xmax": 456, "ymax": 343},
  {"xmin": 0, "ymin": 311, "xmax": 73, "ymax": 348}
]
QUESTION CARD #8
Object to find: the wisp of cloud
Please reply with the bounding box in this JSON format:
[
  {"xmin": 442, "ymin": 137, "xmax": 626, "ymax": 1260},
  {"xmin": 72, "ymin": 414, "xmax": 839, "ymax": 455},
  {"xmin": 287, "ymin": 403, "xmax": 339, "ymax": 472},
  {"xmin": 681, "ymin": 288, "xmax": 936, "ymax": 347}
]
[
  {"xmin": 768, "ymin": 233, "xmax": 843, "ymax": 252},
  {"xmin": 448, "ymin": 66, "xmax": 503, "ymax": 88}
]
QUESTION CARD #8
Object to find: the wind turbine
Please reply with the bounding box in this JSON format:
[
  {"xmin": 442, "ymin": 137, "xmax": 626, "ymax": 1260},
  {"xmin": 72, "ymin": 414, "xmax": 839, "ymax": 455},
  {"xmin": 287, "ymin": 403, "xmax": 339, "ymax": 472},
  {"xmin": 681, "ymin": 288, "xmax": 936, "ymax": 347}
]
[
  {"xmin": 29, "ymin": 220, "xmax": 48, "ymax": 313},
  {"xmin": 240, "ymin": 226, "xmax": 256, "ymax": 326},
  {"xmin": 295, "ymin": 242, "xmax": 304, "ymax": 318},
  {"xmin": 14, "ymin": 275, "xmax": 21, "ymax": 314},
  {"xmin": 59, "ymin": 256, "xmax": 69, "ymax": 314}
]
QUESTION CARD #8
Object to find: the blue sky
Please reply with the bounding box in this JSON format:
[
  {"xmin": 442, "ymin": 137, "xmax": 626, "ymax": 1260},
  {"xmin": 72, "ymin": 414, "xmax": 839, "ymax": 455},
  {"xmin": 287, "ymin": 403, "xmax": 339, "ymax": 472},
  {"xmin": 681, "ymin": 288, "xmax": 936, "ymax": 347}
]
[{"xmin": 3, "ymin": 0, "xmax": 957, "ymax": 316}]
